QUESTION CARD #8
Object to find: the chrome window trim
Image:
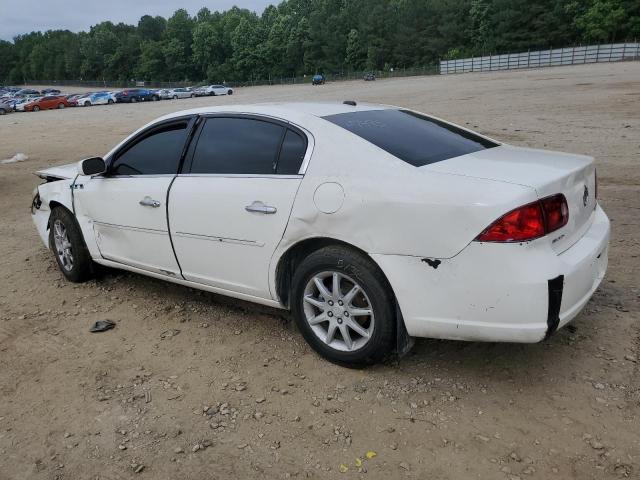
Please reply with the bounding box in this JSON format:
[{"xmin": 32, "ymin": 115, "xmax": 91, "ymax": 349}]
[{"xmin": 176, "ymin": 173, "xmax": 303, "ymax": 180}]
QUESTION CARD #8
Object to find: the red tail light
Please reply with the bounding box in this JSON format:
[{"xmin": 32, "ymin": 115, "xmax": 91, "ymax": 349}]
[{"xmin": 475, "ymin": 194, "xmax": 568, "ymax": 243}]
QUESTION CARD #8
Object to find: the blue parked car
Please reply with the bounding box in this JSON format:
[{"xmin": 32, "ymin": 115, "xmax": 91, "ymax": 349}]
[
  {"xmin": 114, "ymin": 88, "xmax": 159, "ymax": 103},
  {"xmin": 312, "ymin": 74, "xmax": 325, "ymax": 85}
]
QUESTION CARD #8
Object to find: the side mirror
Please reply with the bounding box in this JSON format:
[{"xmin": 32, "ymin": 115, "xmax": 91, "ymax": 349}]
[{"xmin": 77, "ymin": 157, "xmax": 106, "ymax": 176}]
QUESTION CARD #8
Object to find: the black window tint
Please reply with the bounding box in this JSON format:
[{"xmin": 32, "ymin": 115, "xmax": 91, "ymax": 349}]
[
  {"xmin": 111, "ymin": 123, "xmax": 188, "ymax": 175},
  {"xmin": 323, "ymin": 109, "xmax": 498, "ymax": 166},
  {"xmin": 277, "ymin": 129, "xmax": 307, "ymax": 174},
  {"xmin": 191, "ymin": 117, "xmax": 284, "ymax": 174}
]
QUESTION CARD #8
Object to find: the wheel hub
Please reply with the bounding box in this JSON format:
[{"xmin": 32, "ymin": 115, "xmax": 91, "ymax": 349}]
[{"xmin": 302, "ymin": 271, "xmax": 374, "ymax": 352}]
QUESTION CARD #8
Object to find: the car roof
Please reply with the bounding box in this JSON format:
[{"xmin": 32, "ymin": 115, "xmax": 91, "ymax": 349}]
[{"xmin": 154, "ymin": 102, "xmax": 396, "ymax": 124}]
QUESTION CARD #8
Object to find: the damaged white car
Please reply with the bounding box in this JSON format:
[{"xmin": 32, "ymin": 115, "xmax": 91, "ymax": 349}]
[{"xmin": 31, "ymin": 102, "xmax": 610, "ymax": 366}]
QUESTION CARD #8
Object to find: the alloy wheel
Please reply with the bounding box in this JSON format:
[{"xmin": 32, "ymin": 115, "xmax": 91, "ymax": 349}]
[
  {"xmin": 53, "ymin": 219, "xmax": 74, "ymax": 272},
  {"xmin": 302, "ymin": 271, "xmax": 375, "ymax": 352}
]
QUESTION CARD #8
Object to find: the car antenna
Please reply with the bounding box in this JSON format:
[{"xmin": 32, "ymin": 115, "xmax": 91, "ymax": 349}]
[{"xmin": 343, "ymin": 100, "xmax": 357, "ymax": 106}]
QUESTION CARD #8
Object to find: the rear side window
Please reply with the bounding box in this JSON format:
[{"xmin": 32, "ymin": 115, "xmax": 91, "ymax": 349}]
[
  {"xmin": 190, "ymin": 117, "xmax": 285, "ymax": 174},
  {"xmin": 323, "ymin": 109, "xmax": 497, "ymax": 166},
  {"xmin": 277, "ymin": 129, "xmax": 307, "ymax": 174},
  {"xmin": 111, "ymin": 122, "xmax": 188, "ymax": 175}
]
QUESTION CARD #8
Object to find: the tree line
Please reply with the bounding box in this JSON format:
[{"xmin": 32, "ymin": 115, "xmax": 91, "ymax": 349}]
[{"xmin": 0, "ymin": 0, "xmax": 638, "ymax": 84}]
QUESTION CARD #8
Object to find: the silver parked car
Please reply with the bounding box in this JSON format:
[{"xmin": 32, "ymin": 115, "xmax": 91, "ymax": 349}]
[
  {"xmin": 169, "ymin": 88, "xmax": 194, "ymax": 99},
  {"xmin": 0, "ymin": 100, "xmax": 13, "ymax": 115}
]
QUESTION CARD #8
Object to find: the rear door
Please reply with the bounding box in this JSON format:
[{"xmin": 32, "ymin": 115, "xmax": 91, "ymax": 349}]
[
  {"xmin": 75, "ymin": 116, "xmax": 195, "ymax": 275},
  {"xmin": 169, "ymin": 115, "xmax": 310, "ymax": 299}
]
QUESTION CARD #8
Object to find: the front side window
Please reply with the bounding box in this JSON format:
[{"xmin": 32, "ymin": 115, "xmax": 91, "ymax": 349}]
[
  {"xmin": 190, "ymin": 117, "xmax": 285, "ymax": 174},
  {"xmin": 323, "ymin": 109, "xmax": 498, "ymax": 167},
  {"xmin": 110, "ymin": 122, "xmax": 189, "ymax": 175}
]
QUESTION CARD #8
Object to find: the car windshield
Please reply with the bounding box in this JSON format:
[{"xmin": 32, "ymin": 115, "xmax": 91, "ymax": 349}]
[{"xmin": 322, "ymin": 109, "xmax": 498, "ymax": 166}]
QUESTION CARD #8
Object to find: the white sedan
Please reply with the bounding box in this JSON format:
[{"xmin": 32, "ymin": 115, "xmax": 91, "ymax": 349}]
[
  {"xmin": 31, "ymin": 102, "xmax": 609, "ymax": 366},
  {"xmin": 200, "ymin": 85, "xmax": 234, "ymax": 96}
]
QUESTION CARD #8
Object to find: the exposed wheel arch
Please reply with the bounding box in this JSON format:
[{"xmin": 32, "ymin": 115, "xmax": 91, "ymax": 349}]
[
  {"xmin": 275, "ymin": 237, "xmax": 413, "ymax": 359},
  {"xmin": 275, "ymin": 237, "xmax": 392, "ymax": 308}
]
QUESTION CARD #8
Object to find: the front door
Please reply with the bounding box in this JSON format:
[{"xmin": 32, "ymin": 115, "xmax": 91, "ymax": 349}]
[
  {"xmin": 74, "ymin": 117, "xmax": 194, "ymax": 276},
  {"xmin": 169, "ymin": 115, "xmax": 309, "ymax": 299}
]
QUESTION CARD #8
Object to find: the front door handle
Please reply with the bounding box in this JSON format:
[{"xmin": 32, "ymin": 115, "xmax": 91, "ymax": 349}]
[
  {"xmin": 139, "ymin": 196, "xmax": 161, "ymax": 208},
  {"xmin": 245, "ymin": 200, "xmax": 277, "ymax": 214}
]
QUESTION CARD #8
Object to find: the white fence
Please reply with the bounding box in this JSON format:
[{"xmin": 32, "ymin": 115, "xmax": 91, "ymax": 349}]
[{"xmin": 440, "ymin": 43, "xmax": 640, "ymax": 74}]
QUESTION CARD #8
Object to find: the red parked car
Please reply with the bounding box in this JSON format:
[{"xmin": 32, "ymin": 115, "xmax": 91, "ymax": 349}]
[{"xmin": 24, "ymin": 95, "xmax": 72, "ymax": 112}]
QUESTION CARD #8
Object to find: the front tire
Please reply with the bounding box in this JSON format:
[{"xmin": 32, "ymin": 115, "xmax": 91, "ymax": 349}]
[
  {"xmin": 58, "ymin": 103, "xmax": 65, "ymax": 109},
  {"xmin": 48, "ymin": 207, "xmax": 94, "ymax": 283},
  {"xmin": 131, "ymin": 97, "xmax": 137, "ymax": 103},
  {"xmin": 290, "ymin": 246, "xmax": 395, "ymax": 367}
]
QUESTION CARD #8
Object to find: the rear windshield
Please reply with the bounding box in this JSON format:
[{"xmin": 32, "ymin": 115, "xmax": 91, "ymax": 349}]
[{"xmin": 323, "ymin": 109, "xmax": 498, "ymax": 166}]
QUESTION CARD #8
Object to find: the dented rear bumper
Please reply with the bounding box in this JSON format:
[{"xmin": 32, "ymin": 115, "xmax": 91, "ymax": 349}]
[{"xmin": 372, "ymin": 205, "xmax": 610, "ymax": 343}]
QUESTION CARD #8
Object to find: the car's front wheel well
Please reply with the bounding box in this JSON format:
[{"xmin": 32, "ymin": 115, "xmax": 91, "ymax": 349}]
[
  {"xmin": 47, "ymin": 201, "xmax": 67, "ymax": 226},
  {"xmin": 275, "ymin": 237, "xmax": 393, "ymax": 308}
]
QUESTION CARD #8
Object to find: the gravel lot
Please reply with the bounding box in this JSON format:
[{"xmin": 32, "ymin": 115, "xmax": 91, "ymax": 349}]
[{"xmin": 0, "ymin": 62, "xmax": 638, "ymax": 480}]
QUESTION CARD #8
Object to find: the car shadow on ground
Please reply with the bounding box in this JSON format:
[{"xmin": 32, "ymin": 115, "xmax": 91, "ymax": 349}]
[{"xmin": 90, "ymin": 264, "xmax": 602, "ymax": 384}]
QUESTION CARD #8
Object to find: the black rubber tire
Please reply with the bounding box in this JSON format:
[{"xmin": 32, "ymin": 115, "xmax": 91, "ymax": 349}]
[
  {"xmin": 0, "ymin": 108, "xmax": 6, "ymax": 115},
  {"xmin": 131, "ymin": 97, "xmax": 137, "ymax": 103},
  {"xmin": 33, "ymin": 105, "xmax": 40, "ymax": 112},
  {"xmin": 290, "ymin": 246, "xmax": 395, "ymax": 367},
  {"xmin": 107, "ymin": 99, "xmax": 114, "ymax": 104},
  {"xmin": 48, "ymin": 207, "xmax": 94, "ymax": 283},
  {"xmin": 227, "ymin": 90, "xmax": 233, "ymax": 95},
  {"xmin": 58, "ymin": 103, "xmax": 65, "ymax": 109}
]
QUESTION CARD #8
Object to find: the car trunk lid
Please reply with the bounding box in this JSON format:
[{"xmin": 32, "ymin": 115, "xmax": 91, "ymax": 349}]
[{"xmin": 425, "ymin": 144, "xmax": 597, "ymax": 253}]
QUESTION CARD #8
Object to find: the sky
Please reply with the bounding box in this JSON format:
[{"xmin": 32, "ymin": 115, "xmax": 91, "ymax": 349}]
[{"xmin": 0, "ymin": 0, "xmax": 276, "ymax": 41}]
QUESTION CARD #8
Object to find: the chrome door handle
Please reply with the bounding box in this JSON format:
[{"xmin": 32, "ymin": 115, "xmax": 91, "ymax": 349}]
[
  {"xmin": 139, "ymin": 196, "xmax": 161, "ymax": 208},
  {"xmin": 245, "ymin": 200, "xmax": 277, "ymax": 214}
]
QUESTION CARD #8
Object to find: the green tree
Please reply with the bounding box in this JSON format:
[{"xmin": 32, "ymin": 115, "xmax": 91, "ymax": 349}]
[{"xmin": 575, "ymin": 0, "xmax": 627, "ymax": 42}]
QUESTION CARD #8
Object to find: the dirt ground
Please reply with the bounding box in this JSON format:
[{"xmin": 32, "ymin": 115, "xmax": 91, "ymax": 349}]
[{"xmin": 0, "ymin": 62, "xmax": 638, "ymax": 480}]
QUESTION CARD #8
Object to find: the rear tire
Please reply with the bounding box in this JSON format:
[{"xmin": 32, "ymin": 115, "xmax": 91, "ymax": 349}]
[
  {"xmin": 131, "ymin": 97, "xmax": 137, "ymax": 103},
  {"xmin": 0, "ymin": 108, "xmax": 6, "ymax": 115},
  {"xmin": 48, "ymin": 207, "xmax": 94, "ymax": 283},
  {"xmin": 33, "ymin": 105, "xmax": 40, "ymax": 112},
  {"xmin": 290, "ymin": 246, "xmax": 396, "ymax": 367},
  {"xmin": 107, "ymin": 99, "xmax": 114, "ymax": 104},
  {"xmin": 228, "ymin": 90, "xmax": 233, "ymax": 95}
]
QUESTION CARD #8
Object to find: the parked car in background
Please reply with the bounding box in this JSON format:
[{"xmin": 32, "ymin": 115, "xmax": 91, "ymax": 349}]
[
  {"xmin": 15, "ymin": 88, "xmax": 40, "ymax": 96},
  {"xmin": 41, "ymin": 88, "xmax": 62, "ymax": 95},
  {"xmin": 169, "ymin": 87, "xmax": 195, "ymax": 99},
  {"xmin": 65, "ymin": 94, "xmax": 83, "ymax": 106},
  {"xmin": 0, "ymin": 100, "xmax": 13, "ymax": 115},
  {"xmin": 78, "ymin": 92, "xmax": 115, "ymax": 106},
  {"xmin": 24, "ymin": 95, "xmax": 72, "ymax": 111},
  {"xmin": 14, "ymin": 96, "xmax": 41, "ymax": 111},
  {"xmin": 115, "ymin": 88, "xmax": 159, "ymax": 103},
  {"xmin": 363, "ymin": 73, "xmax": 376, "ymax": 81},
  {"xmin": 156, "ymin": 89, "xmax": 173, "ymax": 100},
  {"xmin": 312, "ymin": 74, "xmax": 325, "ymax": 85},
  {"xmin": 198, "ymin": 85, "xmax": 234, "ymax": 96}
]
